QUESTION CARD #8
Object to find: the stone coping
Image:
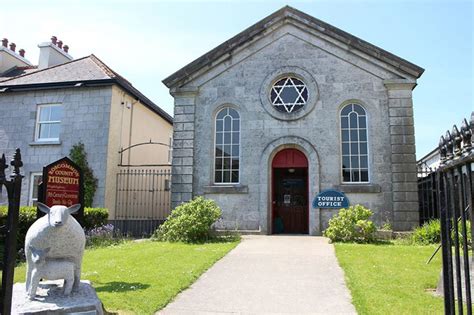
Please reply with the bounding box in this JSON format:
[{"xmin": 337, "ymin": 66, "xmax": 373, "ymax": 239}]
[
  {"xmin": 203, "ymin": 185, "xmax": 249, "ymax": 194},
  {"xmin": 334, "ymin": 184, "xmax": 382, "ymax": 193}
]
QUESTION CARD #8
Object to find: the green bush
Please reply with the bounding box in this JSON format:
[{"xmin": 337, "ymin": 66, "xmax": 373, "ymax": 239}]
[
  {"xmin": 411, "ymin": 220, "xmax": 441, "ymax": 245},
  {"xmin": 323, "ymin": 204, "xmax": 376, "ymax": 243},
  {"xmin": 411, "ymin": 219, "xmax": 471, "ymax": 245},
  {"xmin": 83, "ymin": 207, "xmax": 108, "ymax": 231},
  {"xmin": 152, "ymin": 196, "xmax": 222, "ymax": 243},
  {"xmin": 0, "ymin": 206, "xmax": 108, "ymax": 252},
  {"xmin": 69, "ymin": 142, "xmax": 98, "ymax": 207}
]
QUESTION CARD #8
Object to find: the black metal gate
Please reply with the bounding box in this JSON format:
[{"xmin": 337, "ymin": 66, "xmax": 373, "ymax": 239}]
[
  {"xmin": 437, "ymin": 115, "xmax": 473, "ymax": 314},
  {"xmin": 113, "ymin": 168, "xmax": 171, "ymax": 237}
]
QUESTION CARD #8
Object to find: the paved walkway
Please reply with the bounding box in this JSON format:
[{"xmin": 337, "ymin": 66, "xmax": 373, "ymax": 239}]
[{"xmin": 159, "ymin": 235, "xmax": 356, "ymax": 314}]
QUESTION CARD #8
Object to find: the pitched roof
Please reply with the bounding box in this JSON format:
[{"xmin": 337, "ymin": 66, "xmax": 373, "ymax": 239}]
[
  {"xmin": 0, "ymin": 55, "xmax": 173, "ymax": 124},
  {"xmin": 0, "ymin": 66, "xmax": 38, "ymax": 81},
  {"xmin": 163, "ymin": 6, "xmax": 424, "ymax": 88}
]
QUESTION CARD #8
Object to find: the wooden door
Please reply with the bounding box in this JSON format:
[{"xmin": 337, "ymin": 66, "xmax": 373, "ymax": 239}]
[{"xmin": 272, "ymin": 149, "xmax": 309, "ymax": 234}]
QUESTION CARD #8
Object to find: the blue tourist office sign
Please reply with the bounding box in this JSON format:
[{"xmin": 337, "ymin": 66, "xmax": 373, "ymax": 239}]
[{"xmin": 312, "ymin": 189, "xmax": 349, "ymax": 209}]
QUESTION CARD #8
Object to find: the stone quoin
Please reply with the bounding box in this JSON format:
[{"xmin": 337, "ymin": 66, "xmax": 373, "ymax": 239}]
[{"xmin": 163, "ymin": 6, "xmax": 424, "ymax": 235}]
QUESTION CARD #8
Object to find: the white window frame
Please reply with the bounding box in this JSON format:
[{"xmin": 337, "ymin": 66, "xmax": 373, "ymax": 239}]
[
  {"xmin": 35, "ymin": 104, "xmax": 62, "ymax": 141},
  {"xmin": 29, "ymin": 172, "xmax": 43, "ymax": 206},
  {"xmin": 340, "ymin": 103, "xmax": 370, "ymax": 184},
  {"xmin": 213, "ymin": 107, "xmax": 241, "ymax": 185}
]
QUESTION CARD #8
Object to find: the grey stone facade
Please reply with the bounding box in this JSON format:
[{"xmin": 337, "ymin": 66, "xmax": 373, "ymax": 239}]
[
  {"xmin": 164, "ymin": 7, "xmax": 424, "ymax": 233},
  {"xmin": 0, "ymin": 87, "xmax": 112, "ymax": 207}
]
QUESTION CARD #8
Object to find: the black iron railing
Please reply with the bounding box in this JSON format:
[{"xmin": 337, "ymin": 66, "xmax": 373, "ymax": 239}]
[
  {"xmin": 417, "ymin": 160, "xmax": 440, "ymax": 225},
  {"xmin": 437, "ymin": 114, "xmax": 473, "ymax": 314},
  {"xmin": 0, "ymin": 149, "xmax": 23, "ymax": 315}
]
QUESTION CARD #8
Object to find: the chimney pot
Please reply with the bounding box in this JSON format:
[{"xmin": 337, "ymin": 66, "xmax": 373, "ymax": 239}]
[
  {"xmin": 19, "ymin": 49, "xmax": 25, "ymax": 57},
  {"xmin": 1, "ymin": 38, "xmax": 7, "ymax": 47},
  {"xmin": 9, "ymin": 43, "xmax": 16, "ymax": 52},
  {"xmin": 57, "ymin": 40, "xmax": 63, "ymax": 49},
  {"xmin": 63, "ymin": 45, "xmax": 69, "ymax": 53},
  {"xmin": 51, "ymin": 36, "xmax": 57, "ymax": 45}
]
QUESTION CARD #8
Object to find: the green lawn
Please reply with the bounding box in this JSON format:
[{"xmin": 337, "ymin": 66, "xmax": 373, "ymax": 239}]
[
  {"xmin": 15, "ymin": 240, "xmax": 239, "ymax": 314},
  {"xmin": 335, "ymin": 243, "xmax": 444, "ymax": 314}
]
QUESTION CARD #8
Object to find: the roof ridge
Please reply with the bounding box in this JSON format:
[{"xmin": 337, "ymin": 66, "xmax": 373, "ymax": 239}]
[
  {"xmin": 89, "ymin": 54, "xmax": 117, "ymax": 78},
  {"xmin": 89, "ymin": 54, "xmax": 138, "ymax": 87},
  {"xmin": 0, "ymin": 55, "xmax": 91, "ymax": 84}
]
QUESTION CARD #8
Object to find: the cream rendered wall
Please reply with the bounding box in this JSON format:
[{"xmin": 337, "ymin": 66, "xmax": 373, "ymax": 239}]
[{"xmin": 104, "ymin": 85, "xmax": 173, "ymax": 219}]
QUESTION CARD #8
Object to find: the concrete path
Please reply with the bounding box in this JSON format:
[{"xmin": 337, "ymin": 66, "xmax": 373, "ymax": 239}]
[{"xmin": 159, "ymin": 235, "xmax": 356, "ymax": 314}]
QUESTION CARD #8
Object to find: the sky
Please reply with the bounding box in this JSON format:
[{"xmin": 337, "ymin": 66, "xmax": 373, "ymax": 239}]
[{"xmin": 1, "ymin": 0, "xmax": 472, "ymax": 158}]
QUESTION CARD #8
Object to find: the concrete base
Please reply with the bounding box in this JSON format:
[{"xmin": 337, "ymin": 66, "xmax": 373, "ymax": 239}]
[{"xmin": 12, "ymin": 280, "xmax": 103, "ymax": 315}]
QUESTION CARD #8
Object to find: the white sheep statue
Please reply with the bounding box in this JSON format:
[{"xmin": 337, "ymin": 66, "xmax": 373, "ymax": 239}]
[
  {"xmin": 27, "ymin": 246, "xmax": 75, "ymax": 299},
  {"xmin": 24, "ymin": 203, "xmax": 85, "ymax": 297}
]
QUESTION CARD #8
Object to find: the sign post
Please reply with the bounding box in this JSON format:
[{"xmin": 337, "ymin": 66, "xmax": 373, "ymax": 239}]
[
  {"xmin": 38, "ymin": 157, "xmax": 84, "ymax": 225},
  {"xmin": 312, "ymin": 189, "xmax": 349, "ymax": 209}
]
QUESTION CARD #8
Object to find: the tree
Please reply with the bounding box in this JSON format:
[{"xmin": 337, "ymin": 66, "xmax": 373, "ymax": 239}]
[{"xmin": 69, "ymin": 142, "xmax": 98, "ymax": 207}]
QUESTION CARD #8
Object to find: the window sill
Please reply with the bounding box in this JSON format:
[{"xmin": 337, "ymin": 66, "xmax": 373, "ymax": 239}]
[
  {"xmin": 203, "ymin": 185, "xmax": 249, "ymax": 194},
  {"xmin": 29, "ymin": 140, "xmax": 62, "ymax": 146},
  {"xmin": 334, "ymin": 184, "xmax": 381, "ymax": 193}
]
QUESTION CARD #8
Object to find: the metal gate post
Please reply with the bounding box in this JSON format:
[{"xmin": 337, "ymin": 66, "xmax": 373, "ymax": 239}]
[{"xmin": 0, "ymin": 149, "xmax": 23, "ymax": 315}]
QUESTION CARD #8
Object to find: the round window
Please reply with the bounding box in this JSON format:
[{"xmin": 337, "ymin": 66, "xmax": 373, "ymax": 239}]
[{"xmin": 270, "ymin": 77, "xmax": 308, "ymax": 113}]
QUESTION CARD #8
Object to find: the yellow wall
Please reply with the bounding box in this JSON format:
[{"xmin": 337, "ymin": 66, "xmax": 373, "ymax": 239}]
[{"xmin": 104, "ymin": 85, "xmax": 173, "ymax": 219}]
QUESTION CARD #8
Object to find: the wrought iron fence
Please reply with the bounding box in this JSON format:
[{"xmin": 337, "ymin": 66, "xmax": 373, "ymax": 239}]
[
  {"xmin": 113, "ymin": 168, "xmax": 172, "ymax": 237},
  {"xmin": 0, "ymin": 149, "xmax": 23, "ymax": 315},
  {"xmin": 417, "ymin": 161, "xmax": 439, "ymax": 225},
  {"xmin": 437, "ymin": 115, "xmax": 473, "ymax": 314}
]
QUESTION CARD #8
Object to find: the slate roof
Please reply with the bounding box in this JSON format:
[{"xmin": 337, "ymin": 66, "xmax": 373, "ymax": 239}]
[
  {"xmin": 0, "ymin": 55, "xmax": 173, "ymax": 124},
  {"xmin": 0, "ymin": 66, "xmax": 38, "ymax": 81},
  {"xmin": 163, "ymin": 6, "xmax": 424, "ymax": 88}
]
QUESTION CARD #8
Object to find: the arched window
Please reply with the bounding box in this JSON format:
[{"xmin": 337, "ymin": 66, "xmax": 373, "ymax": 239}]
[
  {"xmin": 340, "ymin": 103, "xmax": 369, "ymax": 183},
  {"xmin": 214, "ymin": 107, "xmax": 240, "ymax": 184}
]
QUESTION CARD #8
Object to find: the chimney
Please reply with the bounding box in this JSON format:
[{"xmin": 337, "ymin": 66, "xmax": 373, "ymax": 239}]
[
  {"xmin": 38, "ymin": 35, "xmax": 73, "ymax": 69},
  {"xmin": 0, "ymin": 38, "xmax": 32, "ymax": 74}
]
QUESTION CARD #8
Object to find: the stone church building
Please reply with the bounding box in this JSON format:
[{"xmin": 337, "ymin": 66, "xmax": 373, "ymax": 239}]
[{"xmin": 163, "ymin": 6, "xmax": 424, "ymax": 234}]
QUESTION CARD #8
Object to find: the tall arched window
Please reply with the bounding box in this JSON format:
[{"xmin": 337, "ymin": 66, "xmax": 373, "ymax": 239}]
[
  {"xmin": 340, "ymin": 103, "xmax": 369, "ymax": 183},
  {"xmin": 214, "ymin": 107, "xmax": 240, "ymax": 184}
]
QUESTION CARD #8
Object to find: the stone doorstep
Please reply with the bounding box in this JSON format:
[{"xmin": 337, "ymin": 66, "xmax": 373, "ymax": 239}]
[{"xmin": 12, "ymin": 280, "xmax": 104, "ymax": 315}]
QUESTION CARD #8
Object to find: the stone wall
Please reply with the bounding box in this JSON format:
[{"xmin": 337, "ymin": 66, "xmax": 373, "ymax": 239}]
[
  {"xmin": 168, "ymin": 22, "xmax": 421, "ymax": 234},
  {"xmin": 0, "ymin": 86, "xmax": 112, "ymax": 207},
  {"xmin": 170, "ymin": 87, "xmax": 198, "ymax": 209},
  {"xmin": 384, "ymin": 80, "xmax": 419, "ymax": 230}
]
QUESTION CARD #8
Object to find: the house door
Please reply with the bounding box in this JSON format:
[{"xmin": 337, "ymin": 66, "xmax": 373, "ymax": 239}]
[{"xmin": 272, "ymin": 148, "xmax": 309, "ymax": 234}]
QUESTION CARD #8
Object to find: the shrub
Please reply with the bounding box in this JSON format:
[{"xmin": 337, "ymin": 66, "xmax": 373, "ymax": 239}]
[
  {"xmin": 85, "ymin": 224, "xmax": 124, "ymax": 248},
  {"xmin": 410, "ymin": 219, "xmax": 471, "ymax": 245},
  {"xmin": 83, "ymin": 207, "xmax": 108, "ymax": 231},
  {"xmin": 152, "ymin": 196, "xmax": 222, "ymax": 243},
  {"xmin": 323, "ymin": 204, "xmax": 376, "ymax": 243},
  {"xmin": 411, "ymin": 220, "xmax": 441, "ymax": 245},
  {"xmin": 69, "ymin": 142, "xmax": 98, "ymax": 207},
  {"xmin": 0, "ymin": 206, "xmax": 108, "ymax": 252}
]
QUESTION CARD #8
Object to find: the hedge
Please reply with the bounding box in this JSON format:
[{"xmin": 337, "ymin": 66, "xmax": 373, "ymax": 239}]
[{"xmin": 0, "ymin": 206, "xmax": 108, "ymax": 251}]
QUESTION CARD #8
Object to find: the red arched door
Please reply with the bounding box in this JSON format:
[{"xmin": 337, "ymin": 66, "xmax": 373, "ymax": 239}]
[{"xmin": 272, "ymin": 149, "xmax": 309, "ymax": 234}]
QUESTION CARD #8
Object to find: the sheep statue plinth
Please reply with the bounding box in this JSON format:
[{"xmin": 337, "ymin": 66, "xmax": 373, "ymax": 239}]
[{"xmin": 12, "ymin": 203, "xmax": 104, "ymax": 315}]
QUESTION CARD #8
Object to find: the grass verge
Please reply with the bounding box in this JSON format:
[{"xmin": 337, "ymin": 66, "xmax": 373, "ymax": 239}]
[
  {"xmin": 14, "ymin": 239, "xmax": 239, "ymax": 314},
  {"xmin": 335, "ymin": 243, "xmax": 443, "ymax": 314}
]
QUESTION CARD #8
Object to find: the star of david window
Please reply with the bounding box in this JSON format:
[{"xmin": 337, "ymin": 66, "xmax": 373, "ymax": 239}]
[{"xmin": 270, "ymin": 77, "xmax": 308, "ymax": 113}]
